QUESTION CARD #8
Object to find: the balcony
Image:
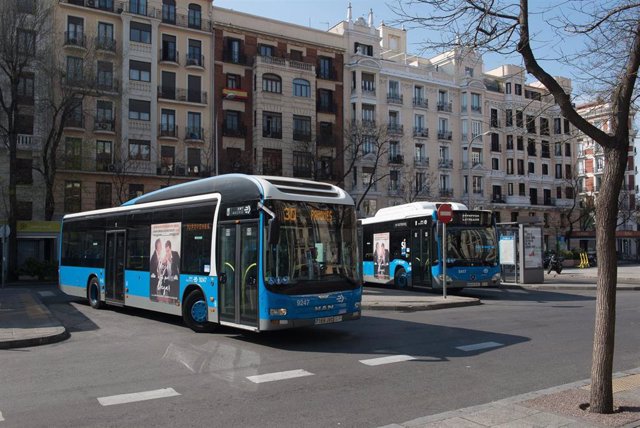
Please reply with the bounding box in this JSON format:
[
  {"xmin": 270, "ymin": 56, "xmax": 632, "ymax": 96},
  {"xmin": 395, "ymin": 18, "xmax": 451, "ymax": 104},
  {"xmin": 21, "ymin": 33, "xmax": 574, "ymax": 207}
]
[
  {"xmin": 120, "ymin": 1, "xmax": 159, "ymax": 18},
  {"xmin": 543, "ymin": 197, "xmax": 555, "ymax": 206},
  {"xmin": 293, "ymin": 130, "xmax": 312, "ymax": 142},
  {"xmin": 93, "ymin": 118, "xmax": 115, "ymax": 133},
  {"xmin": 64, "ymin": 116, "xmax": 84, "ymax": 129},
  {"xmin": 222, "ymin": 123, "xmax": 246, "ymax": 138},
  {"xmin": 530, "ymin": 196, "xmax": 539, "ymax": 205},
  {"xmin": 438, "ymin": 158, "xmax": 453, "ymax": 169},
  {"xmin": 161, "ymin": 6, "xmax": 212, "ymax": 31},
  {"xmin": 263, "ymin": 130, "xmax": 282, "ymax": 139},
  {"xmin": 413, "ymin": 127, "xmax": 428, "ymax": 138},
  {"xmin": 359, "ymin": 119, "xmax": 376, "ymax": 128},
  {"xmin": 389, "ymin": 154, "xmax": 404, "ymax": 165},
  {"xmin": 64, "ymin": 32, "xmax": 86, "ymax": 49},
  {"xmin": 185, "ymin": 127, "xmax": 204, "ymax": 141},
  {"xmin": 388, "ymin": 185, "xmax": 404, "ymax": 196},
  {"xmin": 437, "ymin": 130, "xmax": 453, "ymax": 140},
  {"xmin": 185, "ymin": 54, "xmax": 205, "ymax": 68},
  {"xmin": 414, "ymin": 157, "xmax": 429, "ymax": 168},
  {"xmin": 387, "ymin": 93, "xmax": 403, "ymax": 105},
  {"xmin": 316, "ymin": 68, "xmax": 338, "ymax": 81},
  {"xmin": 317, "ymin": 101, "xmax": 336, "ymax": 114},
  {"xmin": 157, "ymin": 87, "xmax": 208, "ymax": 104},
  {"xmin": 159, "ymin": 49, "xmax": 179, "ymax": 64},
  {"xmin": 361, "ymin": 83, "xmax": 376, "ymax": 96},
  {"xmin": 413, "ymin": 97, "xmax": 428, "ymax": 109},
  {"xmin": 471, "ymin": 105, "xmax": 482, "ymax": 114},
  {"xmin": 17, "ymin": 134, "xmax": 40, "ymax": 150},
  {"xmin": 317, "ymin": 133, "xmax": 338, "ymax": 147},
  {"xmin": 255, "ymin": 55, "xmax": 314, "ymax": 73},
  {"xmin": 62, "ymin": 0, "xmax": 115, "ymax": 12},
  {"xmin": 222, "ymin": 50, "xmax": 249, "ymax": 65},
  {"xmin": 527, "ymin": 148, "xmax": 537, "ymax": 156},
  {"xmin": 491, "ymin": 195, "xmax": 506, "ymax": 204},
  {"xmin": 437, "ymin": 102, "xmax": 452, "ymax": 112},
  {"xmin": 439, "ymin": 188, "xmax": 454, "ymax": 198},
  {"xmin": 490, "ymin": 119, "xmax": 501, "ymax": 128},
  {"xmin": 462, "ymin": 160, "xmax": 483, "ymax": 169},
  {"xmin": 96, "ymin": 77, "xmax": 119, "ymax": 93},
  {"xmin": 95, "ymin": 37, "xmax": 116, "ymax": 53},
  {"xmin": 387, "ymin": 123, "xmax": 404, "ymax": 135},
  {"xmin": 491, "ymin": 143, "xmax": 502, "ymax": 152},
  {"xmin": 159, "ymin": 124, "xmax": 178, "ymax": 139}
]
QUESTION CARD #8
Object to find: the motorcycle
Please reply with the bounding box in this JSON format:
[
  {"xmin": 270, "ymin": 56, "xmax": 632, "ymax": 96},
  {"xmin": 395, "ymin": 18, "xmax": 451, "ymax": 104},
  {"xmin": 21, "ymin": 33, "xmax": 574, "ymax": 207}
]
[{"xmin": 546, "ymin": 254, "xmax": 563, "ymax": 274}]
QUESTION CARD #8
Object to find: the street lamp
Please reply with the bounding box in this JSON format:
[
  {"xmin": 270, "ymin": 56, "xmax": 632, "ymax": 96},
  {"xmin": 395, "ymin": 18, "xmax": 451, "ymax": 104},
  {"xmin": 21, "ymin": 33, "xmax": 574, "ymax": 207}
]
[{"xmin": 467, "ymin": 130, "xmax": 493, "ymax": 209}]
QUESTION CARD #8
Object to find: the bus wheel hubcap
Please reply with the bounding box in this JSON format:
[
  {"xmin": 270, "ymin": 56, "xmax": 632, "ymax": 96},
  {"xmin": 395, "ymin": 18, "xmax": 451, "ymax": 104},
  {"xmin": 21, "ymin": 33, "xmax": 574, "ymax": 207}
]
[{"xmin": 191, "ymin": 300, "xmax": 207, "ymax": 323}]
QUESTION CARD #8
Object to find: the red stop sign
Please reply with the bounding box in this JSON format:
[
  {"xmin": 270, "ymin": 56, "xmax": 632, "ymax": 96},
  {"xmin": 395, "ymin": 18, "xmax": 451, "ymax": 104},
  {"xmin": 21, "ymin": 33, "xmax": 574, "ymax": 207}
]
[{"xmin": 437, "ymin": 203, "xmax": 453, "ymax": 223}]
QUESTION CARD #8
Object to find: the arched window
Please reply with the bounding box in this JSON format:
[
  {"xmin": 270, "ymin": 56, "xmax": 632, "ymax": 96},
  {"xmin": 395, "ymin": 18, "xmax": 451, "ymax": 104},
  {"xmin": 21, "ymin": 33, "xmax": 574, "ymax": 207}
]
[
  {"xmin": 293, "ymin": 78, "xmax": 310, "ymax": 97},
  {"xmin": 188, "ymin": 4, "xmax": 201, "ymax": 29},
  {"xmin": 262, "ymin": 74, "xmax": 281, "ymax": 93}
]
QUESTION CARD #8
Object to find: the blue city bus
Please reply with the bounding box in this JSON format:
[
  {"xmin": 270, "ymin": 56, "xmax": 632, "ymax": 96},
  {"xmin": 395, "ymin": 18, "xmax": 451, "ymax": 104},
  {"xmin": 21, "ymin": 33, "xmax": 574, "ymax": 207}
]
[
  {"xmin": 59, "ymin": 174, "xmax": 361, "ymax": 332},
  {"xmin": 360, "ymin": 202, "xmax": 500, "ymax": 290}
]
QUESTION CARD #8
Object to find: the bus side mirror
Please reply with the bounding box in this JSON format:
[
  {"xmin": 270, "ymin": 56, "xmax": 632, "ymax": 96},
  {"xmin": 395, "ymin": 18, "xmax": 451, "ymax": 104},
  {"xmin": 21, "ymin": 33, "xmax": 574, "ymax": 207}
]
[{"xmin": 268, "ymin": 218, "xmax": 280, "ymax": 245}]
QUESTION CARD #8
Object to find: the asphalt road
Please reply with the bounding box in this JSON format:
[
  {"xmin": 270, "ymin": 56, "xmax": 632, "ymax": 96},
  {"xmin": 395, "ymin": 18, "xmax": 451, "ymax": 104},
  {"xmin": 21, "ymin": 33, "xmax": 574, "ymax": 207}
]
[{"xmin": 0, "ymin": 286, "xmax": 638, "ymax": 427}]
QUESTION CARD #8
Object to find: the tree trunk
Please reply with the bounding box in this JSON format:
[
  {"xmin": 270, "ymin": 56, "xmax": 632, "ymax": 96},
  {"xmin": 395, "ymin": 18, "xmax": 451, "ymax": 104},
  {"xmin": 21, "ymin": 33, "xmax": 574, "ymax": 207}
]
[
  {"xmin": 590, "ymin": 144, "xmax": 626, "ymax": 414},
  {"xmin": 7, "ymin": 132, "xmax": 18, "ymax": 281}
]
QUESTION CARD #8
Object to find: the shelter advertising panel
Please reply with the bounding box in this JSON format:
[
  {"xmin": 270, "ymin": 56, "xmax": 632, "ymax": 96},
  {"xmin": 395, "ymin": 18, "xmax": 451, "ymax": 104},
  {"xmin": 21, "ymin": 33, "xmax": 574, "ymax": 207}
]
[{"xmin": 150, "ymin": 222, "xmax": 182, "ymax": 303}]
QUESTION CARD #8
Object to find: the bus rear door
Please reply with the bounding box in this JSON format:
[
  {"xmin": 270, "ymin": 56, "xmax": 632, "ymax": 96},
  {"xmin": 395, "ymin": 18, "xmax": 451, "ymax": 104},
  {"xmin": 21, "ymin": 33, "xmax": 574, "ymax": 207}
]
[
  {"xmin": 411, "ymin": 227, "xmax": 431, "ymax": 287},
  {"xmin": 105, "ymin": 230, "xmax": 126, "ymax": 304},
  {"xmin": 218, "ymin": 221, "xmax": 259, "ymax": 328}
]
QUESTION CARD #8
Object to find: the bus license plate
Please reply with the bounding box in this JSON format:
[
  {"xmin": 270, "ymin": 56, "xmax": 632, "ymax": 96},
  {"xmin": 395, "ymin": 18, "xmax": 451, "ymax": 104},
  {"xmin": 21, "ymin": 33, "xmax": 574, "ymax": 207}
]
[
  {"xmin": 467, "ymin": 282, "xmax": 480, "ymax": 287},
  {"xmin": 314, "ymin": 315, "xmax": 343, "ymax": 325}
]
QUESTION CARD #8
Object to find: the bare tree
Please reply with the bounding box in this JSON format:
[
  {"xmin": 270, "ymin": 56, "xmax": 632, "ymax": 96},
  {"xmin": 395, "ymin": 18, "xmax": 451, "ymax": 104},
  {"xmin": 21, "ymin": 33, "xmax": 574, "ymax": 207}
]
[
  {"xmin": 0, "ymin": 0, "xmax": 51, "ymax": 280},
  {"xmin": 392, "ymin": 0, "xmax": 639, "ymax": 413},
  {"xmin": 342, "ymin": 121, "xmax": 392, "ymax": 214},
  {"xmin": 401, "ymin": 168, "xmax": 437, "ymax": 203}
]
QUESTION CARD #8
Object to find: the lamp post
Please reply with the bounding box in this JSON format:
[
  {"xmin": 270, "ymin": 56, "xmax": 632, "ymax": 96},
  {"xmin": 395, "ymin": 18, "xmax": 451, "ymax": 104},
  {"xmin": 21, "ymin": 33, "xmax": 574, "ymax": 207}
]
[{"xmin": 467, "ymin": 130, "xmax": 493, "ymax": 209}]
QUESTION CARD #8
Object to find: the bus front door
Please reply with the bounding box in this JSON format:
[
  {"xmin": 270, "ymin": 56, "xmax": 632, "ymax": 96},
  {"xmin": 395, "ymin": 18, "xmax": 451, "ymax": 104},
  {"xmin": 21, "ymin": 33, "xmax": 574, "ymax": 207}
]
[
  {"xmin": 105, "ymin": 230, "xmax": 126, "ymax": 304},
  {"xmin": 218, "ymin": 222, "xmax": 258, "ymax": 327},
  {"xmin": 411, "ymin": 228, "xmax": 431, "ymax": 286}
]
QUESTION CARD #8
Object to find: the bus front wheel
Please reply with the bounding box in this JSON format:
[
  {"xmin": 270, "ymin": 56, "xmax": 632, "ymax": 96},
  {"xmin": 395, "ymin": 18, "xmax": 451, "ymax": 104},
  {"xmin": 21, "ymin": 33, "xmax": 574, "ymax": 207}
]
[
  {"xmin": 87, "ymin": 277, "xmax": 103, "ymax": 309},
  {"xmin": 183, "ymin": 289, "xmax": 215, "ymax": 333},
  {"xmin": 394, "ymin": 268, "xmax": 408, "ymax": 289}
]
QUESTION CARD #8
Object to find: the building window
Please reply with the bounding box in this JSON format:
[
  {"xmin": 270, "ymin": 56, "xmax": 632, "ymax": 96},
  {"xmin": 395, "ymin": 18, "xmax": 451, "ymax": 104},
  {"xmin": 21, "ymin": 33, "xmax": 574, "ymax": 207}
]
[
  {"xmin": 129, "ymin": 60, "xmax": 150, "ymax": 82},
  {"xmin": 528, "ymin": 162, "xmax": 535, "ymax": 174},
  {"xmin": 318, "ymin": 56, "xmax": 333, "ymax": 79},
  {"xmin": 263, "ymin": 148, "xmax": 282, "ymax": 175},
  {"xmin": 293, "ymin": 151, "xmax": 313, "ymax": 177},
  {"xmin": 65, "ymin": 137, "xmax": 82, "ymax": 170},
  {"xmin": 564, "ymin": 142, "xmax": 572, "ymax": 156},
  {"xmin": 263, "ymin": 111, "xmax": 282, "ymax": 139},
  {"xmin": 187, "ymin": 39, "xmax": 202, "ymax": 66},
  {"xmin": 130, "ymin": 21, "xmax": 151, "ymax": 44},
  {"xmin": 526, "ymin": 115, "xmax": 536, "ymax": 133},
  {"xmin": 542, "ymin": 164, "xmax": 549, "ymax": 175},
  {"xmin": 293, "ymin": 115, "xmax": 312, "ymax": 141},
  {"xmin": 259, "ymin": 44, "xmax": 274, "ymax": 57},
  {"xmin": 471, "ymin": 93, "xmax": 481, "ymax": 112},
  {"xmin": 492, "ymin": 158, "xmax": 499, "ymax": 170},
  {"xmin": 318, "ymin": 89, "xmax": 334, "ymax": 112},
  {"xmin": 17, "ymin": 29, "xmax": 36, "ymax": 56},
  {"xmin": 160, "ymin": 109, "xmax": 176, "ymax": 136},
  {"xmin": 128, "ymin": 184, "xmax": 144, "ymax": 200},
  {"xmin": 130, "ymin": 0, "xmax": 147, "ymax": 15},
  {"xmin": 162, "ymin": 0, "xmax": 176, "ymax": 24},
  {"xmin": 555, "ymin": 164, "xmax": 562, "ymax": 179},
  {"xmin": 96, "ymin": 182, "xmax": 112, "ymax": 209},
  {"xmin": 66, "ymin": 56, "xmax": 84, "ymax": 85},
  {"xmin": 64, "ymin": 181, "xmax": 82, "ymax": 213},
  {"xmin": 354, "ymin": 42, "xmax": 373, "ymax": 56},
  {"xmin": 187, "ymin": 75, "xmax": 202, "ymax": 103},
  {"xmin": 129, "ymin": 99, "xmax": 150, "ymax": 121},
  {"xmin": 186, "ymin": 112, "xmax": 202, "ymax": 139},
  {"xmin": 16, "ymin": 201, "xmax": 32, "ymax": 221},
  {"xmin": 17, "ymin": 73, "xmax": 34, "ymax": 105},
  {"xmin": 507, "ymin": 159, "xmax": 514, "ymax": 175},
  {"xmin": 262, "ymin": 73, "xmax": 281, "ymax": 93},
  {"xmin": 187, "ymin": 148, "xmax": 201, "ymax": 176},
  {"xmin": 514, "ymin": 83, "xmax": 522, "ymax": 95},
  {"xmin": 129, "ymin": 139, "xmax": 150, "ymax": 161},
  {"xmin": 96, "ymin": 140, "xmax": 112, "ymax": 171},
  {"xmin": 293, "ymin": 78, "xmax": 310, "ymax": 97},
  {"xmin": 505, "ymin": 109, "xmax": 513, "ymax": 127},
  {"xmin": 188, "ymin": 3, "xmax": 202, "ymax": 29},
  {"xmin": 223, "ymin": 110, "xmax": 241, "ymax": 136},
  {"xmin": 554, "ymin": 118, "xmax": 562, "ymax": 134},
  {"xmin": 505, "ymin": 82, "xmax": 511, "ymax": 94},
  {"xmin": 516, "ymin": 110, "xmax": 523, "ymax": 128},
  {"xmin": 226, "ymin": 73, "xmax": 241, "ymax": 89},
  {"xmin": 16, "ymin": 158, "xmax": 33, "ymax": 185},
  {"xmin": 506, "ymin": 135, "xmax": 514, "ymax": 150}
]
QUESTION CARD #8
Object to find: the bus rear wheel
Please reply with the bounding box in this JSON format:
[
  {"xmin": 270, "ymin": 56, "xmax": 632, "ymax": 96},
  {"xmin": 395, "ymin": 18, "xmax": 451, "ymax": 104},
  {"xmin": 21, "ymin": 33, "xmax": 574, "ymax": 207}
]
[
  {"xmin": 183, "ymin": 289, "xmax": 215, "ymax": 333},
  {"xmin": 394, "ymin": 267, "xmax": 408, "ymax": 289},
  {"xmin": 87, "ymin": 277, "xmax": 103, "ymax": 309}
]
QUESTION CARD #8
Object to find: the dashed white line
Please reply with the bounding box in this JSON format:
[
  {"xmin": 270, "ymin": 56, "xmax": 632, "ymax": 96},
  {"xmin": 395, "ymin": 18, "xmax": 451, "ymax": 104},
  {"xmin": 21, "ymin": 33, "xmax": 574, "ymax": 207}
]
[
  {"xmin": 247, "ymin": 369, "xmax": 314, "ymax": 384},
  {"xmin": 97, "ymin": 388, "xmax": 180, "ymax": 406},
  {"xmin": 37, "ymin": 291, "xmax": 55, "ymax": 297},
  {"xmin": 359, "ymin": 355, "xmax": 416, "ymax": 366},
  {"xmin": 456, "ymin": 341, "xmax": 503, "ymax": 352},
  {"xmin": 0, "ymin": 410, "xmax": 4, "ymax": 421}
]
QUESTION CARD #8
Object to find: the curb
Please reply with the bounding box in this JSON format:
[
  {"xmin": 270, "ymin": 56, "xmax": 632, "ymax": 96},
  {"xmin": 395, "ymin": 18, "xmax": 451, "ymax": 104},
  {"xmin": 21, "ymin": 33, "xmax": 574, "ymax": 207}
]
[
  {"xmin": 362, "ymin": 298, "xmax": 481, "ymax": 312},
  {"xmin": 502, "ymin": 284, "xmax": 640, "ymax": 291}
]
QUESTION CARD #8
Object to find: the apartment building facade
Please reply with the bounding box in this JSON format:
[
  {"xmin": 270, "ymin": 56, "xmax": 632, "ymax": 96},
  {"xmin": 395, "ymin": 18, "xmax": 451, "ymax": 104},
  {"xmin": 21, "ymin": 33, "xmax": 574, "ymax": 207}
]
[
  {"xmin": 574, "ymin": 101, "xmax": 639, "ymax": 258},
  {"xmin": 213, "ymin": 7, "xmax": 345, "ymax": 182}
]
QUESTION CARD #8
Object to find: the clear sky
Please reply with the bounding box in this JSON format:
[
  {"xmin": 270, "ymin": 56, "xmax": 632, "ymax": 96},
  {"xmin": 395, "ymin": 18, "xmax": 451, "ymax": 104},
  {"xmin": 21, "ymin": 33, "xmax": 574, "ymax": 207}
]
[{"xmin": 212, "ymin": 0, "xmax": 583, "ymax": 87}]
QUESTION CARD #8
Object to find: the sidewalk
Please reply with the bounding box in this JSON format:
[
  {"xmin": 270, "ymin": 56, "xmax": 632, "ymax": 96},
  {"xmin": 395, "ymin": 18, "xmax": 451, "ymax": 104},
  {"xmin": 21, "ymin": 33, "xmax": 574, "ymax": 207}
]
[
  {"xmin": 383, "ymin": 367, "xmax": 640, "ymax": 428},
  {"xmin": 362, "ymin": 288, "xmax": 481, "ymax": 311},
  {"xmin": 0, "ymin": 287, "xmax": 68, "ymax": 349}
]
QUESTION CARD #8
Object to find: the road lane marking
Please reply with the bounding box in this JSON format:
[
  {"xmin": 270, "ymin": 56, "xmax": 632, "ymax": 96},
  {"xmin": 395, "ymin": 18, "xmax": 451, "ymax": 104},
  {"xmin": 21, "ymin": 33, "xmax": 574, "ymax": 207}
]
[
  {"xmin": 97, "ymin": 388, "xmax": 180, "ymax": 406},
  {"xmin": 456, "ymin": 341, "xmax": 503, "ymax": 352},
  {"xmin": 38, "ymin": 291, "xmax": 55, "ymax": 297},
  {"xmin": 0, "ymin": 410, "xmax": 4, "ymax": 421},
  {"xmin": 247, "ymin": 369, "xmax": 313, "ymax": 384},
  {"xmin": 359, "ymin": 355, "xmax": 416, "ymax": 366}
]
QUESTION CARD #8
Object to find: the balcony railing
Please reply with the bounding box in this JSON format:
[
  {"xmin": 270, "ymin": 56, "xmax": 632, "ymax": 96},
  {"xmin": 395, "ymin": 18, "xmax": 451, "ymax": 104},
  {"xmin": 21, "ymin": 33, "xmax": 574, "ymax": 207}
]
[
  {"xmin": 120, "ymin": 1, "xmax": 159, "ymax": 18},
  {"xmin": 389, "ymin": 154, "xmax": 404, "ymax": 164},
  {"xmin": 413, "ymin": 127, "xmax": 428, "ymax": 138},
  {"xmin": 159, "ymin": 49, "xmax": 179, "ymax": 64},
  {"xmin": 361, "ymin": 83, "xmax": 376, "ymax": 95},
  {"xmin": 492, "ymin": 196, "xmax": 506, "ymax": 204},
  {"xmin": 95, "ymin": 37, "xmax": 116, "ymax": 52},
  {"xmin": 437, "ymin": 130, "xmax": 452, "ymax": 140},
  {"xmin": 439, "ymin": 188, "xmax": 454, "ymax": 197},
  {"xmin": 157, "ymin": 86, "xmax": 208, "ymax": 104},
  {"xmin": 64, "ymin": 32, "xmax": 86, "ymax": 48},
  {"xmin": 94, "ymin": 118, "xmax": 115, "ymax": 132},
  {"xmin": 491, "ymin": 143, "xmax": 502, "ymax": 152},
  {"xmin": 360, "ymin": 119, "xmax": 376, "ymax": 128},
  {"xmin": 317, "ymin": 133, "xmax": 337, "ymax": 146},
  {"xmin": 96, "ymin": 77, "xmax": 119, "ymax": 93},
  {"xmin": 317, "ymin": 101, "xmax": 336, "ymax": 114},
  {"xmin": 64, "ymin": 116, "xmax": 84, "ymax": 129},
  {"xmin": 462, "ymin": 160, "xmax": 483, "ymax": 169},
  {"xmin": 490, "ymin": 119, "xmax": 501, "ymax": 128},
  {"xmin": 293, "ymin": 130, "xmax": 312, "ymax": 142},
  {"xmin": 437, "ymin": 101, "xmax": 452, "ymax": 112},
  {"xmin": 222, "ymin": 123, "xmax": 246, "ymax": 138},
  {"xmin": 222, "ymin": 50, "xmax": 249, "ymax": 65},
  {"xmin": 63, "ymin": 0, "xmax": 115, "ymax": 12},
  {"xmin": 438, "ymin": 158, "xmax": 453, "ymax": 169},
  {"xmin": 414, "ymin": 157, "xmax": 429, "ymax": 167},
  {"xmin": 185, "ymin": 54, "xmax": 205, "ymax": 68},
  {"xmin": 388, "ymin": 185, "xmax": 405, "ymax": 195},
  {"xmin": 263, "ymin": 130, "xmax": 282, "ymax": 139},
  {"xmin": 413, "ymin": 97, "xmax": 428, "ymax": 109},
  {"xmin": 159, "ymin": 124, "xmax": 178, "ymax": 138},
  {"xmin": 161, "ymin": 6, "xmax": 212, "ymax": 31},
  {"xmin": 316, "ymin": 68, "xmax": 338, "ymax": 80},
  {"xmin": 471, "ymin": 105, "xmax": 482, "ymax": 113},
  {"xmin": 387, "ymin": 123, "xmax": 404, "ymax": 135},
  {"xmin": 387, "ymin": 93, "xmax": 403, "ymax": 105},
  {"xmin": 185, "ymin": 127, "xmax": 204, "ymax": 141}
]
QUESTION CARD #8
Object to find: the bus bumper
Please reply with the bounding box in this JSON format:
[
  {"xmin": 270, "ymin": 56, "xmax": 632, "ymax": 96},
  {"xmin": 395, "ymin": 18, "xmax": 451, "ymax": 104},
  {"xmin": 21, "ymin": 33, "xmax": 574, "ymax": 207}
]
[{"xmin": 259, "ymin": 311, "xmax": 361, "ymax": 331}]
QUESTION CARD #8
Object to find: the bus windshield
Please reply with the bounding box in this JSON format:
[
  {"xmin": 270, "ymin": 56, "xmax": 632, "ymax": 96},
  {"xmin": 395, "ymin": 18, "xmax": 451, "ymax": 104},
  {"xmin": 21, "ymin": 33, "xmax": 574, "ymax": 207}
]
[
  {"xmin": 264, "ymin": 201, "xmax": 359, "ymax": 293},
  {"xmin": 445, "ymin": 226, "xmax": 497, "ymax": 267}
]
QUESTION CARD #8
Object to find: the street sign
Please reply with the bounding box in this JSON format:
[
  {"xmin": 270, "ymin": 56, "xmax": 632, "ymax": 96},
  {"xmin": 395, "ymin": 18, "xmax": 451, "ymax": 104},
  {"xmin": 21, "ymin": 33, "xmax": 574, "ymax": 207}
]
[{"xmin": 437, "ymin": 204, "xmax": 453, "ymax": 224}]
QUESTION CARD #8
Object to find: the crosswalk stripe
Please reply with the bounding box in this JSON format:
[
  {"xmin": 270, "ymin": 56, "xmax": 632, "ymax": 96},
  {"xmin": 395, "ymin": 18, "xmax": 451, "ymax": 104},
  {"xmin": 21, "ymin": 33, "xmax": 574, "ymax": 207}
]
[
  {"xmin": 97, "ymin": 388, "xmax": 180, "ymax": 406},
  {"xmin": 359, "ymin": 355, "xmax": 416, "ymax": 366},
  {"xmin": 456, "ymin": 341, "xmax": 503, "ymax": 352},
  {"xmin": 247, "ymin": 369, "xmax": 313, "ymax": 384}
]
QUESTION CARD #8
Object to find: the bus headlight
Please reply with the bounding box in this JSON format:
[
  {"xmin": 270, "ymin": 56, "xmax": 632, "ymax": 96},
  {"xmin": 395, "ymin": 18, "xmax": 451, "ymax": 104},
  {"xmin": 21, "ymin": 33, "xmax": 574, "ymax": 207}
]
[
  {"xmin": 269, "ymin": 308, "xmax": 287, "ymax": 316},
  {"xmin": 491, "ymin": 273, "xmax": 501, "ymax": 284},
  {"xmin": 437, "ymin": 274, "xmax": 452, "ymax": 284}
]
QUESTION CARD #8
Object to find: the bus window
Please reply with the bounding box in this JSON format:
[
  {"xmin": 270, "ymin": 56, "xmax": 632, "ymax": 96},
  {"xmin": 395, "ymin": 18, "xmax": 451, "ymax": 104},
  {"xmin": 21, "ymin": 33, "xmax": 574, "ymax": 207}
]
[
  {"xmin": 127, "ymin": 212, "xmax": 151, "ymax": 271},
  {"xmin": 181, "ymin": 204, "xmax": 215, "ymax": 275}
]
